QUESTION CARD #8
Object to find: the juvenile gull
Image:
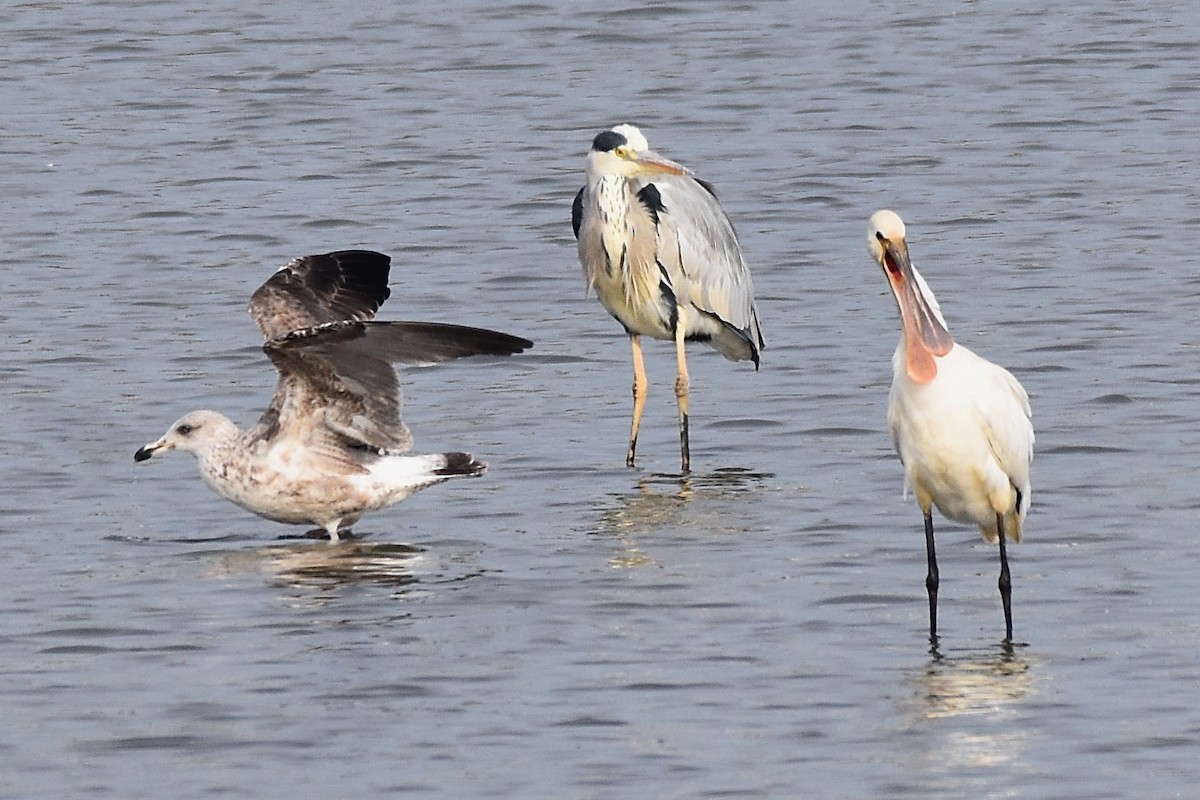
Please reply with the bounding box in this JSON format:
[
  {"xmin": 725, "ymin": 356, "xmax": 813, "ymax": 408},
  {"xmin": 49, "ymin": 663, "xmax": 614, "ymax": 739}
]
[{"xmin": 135, "ymin": 250, "xmax": 532, "ymax": 541}]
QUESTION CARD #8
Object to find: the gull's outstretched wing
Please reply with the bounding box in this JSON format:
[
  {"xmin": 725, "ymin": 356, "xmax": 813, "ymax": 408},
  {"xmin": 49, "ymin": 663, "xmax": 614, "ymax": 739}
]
[
  {"xmin": 251, "ymin": 321, "xmax": 533, "ymax": 464},
  {"xmin": 257, "ymin": 340, "xmax": 410, "ymax": 466},
  {"xmin": 249, "ymin": 250, "xmax": 393, "ymax": 341}
]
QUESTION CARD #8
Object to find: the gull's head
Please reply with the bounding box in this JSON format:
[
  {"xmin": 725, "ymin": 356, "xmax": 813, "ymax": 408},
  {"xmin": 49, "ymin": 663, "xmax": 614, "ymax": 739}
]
[
  {"xmin": 134, "ymin": 410, "xmax": 238, "ymax": 463},
  {"xmin": 586, "ymin": 123, "xmax": 686, "ymax": 178}
]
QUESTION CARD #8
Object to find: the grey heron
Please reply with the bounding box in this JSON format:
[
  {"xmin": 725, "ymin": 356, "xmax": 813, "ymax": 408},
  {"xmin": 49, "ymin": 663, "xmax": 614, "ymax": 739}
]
[
  {"xmin": 868, "ymin": 210, "xmax": 1034, "ymax": 643},
  {"xmin": 134, "ymin": 250, "xmax": 531, "ymax": 540},
  {"xmin": 572, "ymin": 124, "xmax": 764, "ymax": 473}
]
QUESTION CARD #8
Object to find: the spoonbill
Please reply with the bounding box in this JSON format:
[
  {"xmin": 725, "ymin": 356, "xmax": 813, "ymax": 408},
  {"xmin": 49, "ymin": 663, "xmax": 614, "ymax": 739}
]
[{"xmin": 867, "ymin": 209, "xmax": 1034, "ymax": 642}]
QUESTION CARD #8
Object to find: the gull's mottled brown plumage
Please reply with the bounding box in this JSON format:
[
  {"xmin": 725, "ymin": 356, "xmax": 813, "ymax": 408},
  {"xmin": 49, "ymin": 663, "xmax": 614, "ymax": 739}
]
[
  {"xmin": 135, "ymin": 250, "xmax": 532, "ymax": 540},
  {"xmin": 250, "ymin": 250, "xmax": 392, "ymax": 341}
]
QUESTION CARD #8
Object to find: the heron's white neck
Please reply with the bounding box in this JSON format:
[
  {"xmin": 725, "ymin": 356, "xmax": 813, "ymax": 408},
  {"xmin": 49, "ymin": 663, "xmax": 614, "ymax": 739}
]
[{"xmin": 595, "ymin": 175, "xmax": 632, "ymax": 273}]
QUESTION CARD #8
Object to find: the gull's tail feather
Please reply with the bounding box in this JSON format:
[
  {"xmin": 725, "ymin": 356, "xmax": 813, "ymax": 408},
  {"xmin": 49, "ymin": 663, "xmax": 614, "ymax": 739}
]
[{"xmin": 436, "ymin": 452, "xmax": 486, "ymax": 477}]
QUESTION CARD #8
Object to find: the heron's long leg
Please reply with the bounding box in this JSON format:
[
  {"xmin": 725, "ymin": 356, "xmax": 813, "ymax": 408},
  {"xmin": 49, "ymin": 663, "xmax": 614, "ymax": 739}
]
[
  {"xmin": 996, "ymin": 512, "xmax": 1013, "ymax": 642},
  {"xmin": 924, "ymin": 510, "xmax": 939, "ymax": 643},
  {"xmin": 626, "ymin": 335, "xmax": 648, "ymax": 468},
  {"xmin": 674, "ymin": 323, "xmax": 691, "ymax": 474}
]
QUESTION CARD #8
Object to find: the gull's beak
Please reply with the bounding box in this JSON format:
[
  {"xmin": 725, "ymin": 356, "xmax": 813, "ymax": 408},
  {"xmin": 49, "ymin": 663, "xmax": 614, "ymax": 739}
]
[
  {"xmin": 134, "ymin": 438, "xmax": 170, "ymax": 462},
  {"xmin": 633, "ymin": 149, "xmax": 687, "ymax": 176},
  {"xmin": 881, "ymin": 237, "xmax": 954, "ymax": 383}
]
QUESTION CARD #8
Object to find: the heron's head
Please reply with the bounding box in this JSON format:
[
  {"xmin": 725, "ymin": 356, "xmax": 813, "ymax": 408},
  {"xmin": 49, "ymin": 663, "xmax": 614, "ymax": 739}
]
[
  {"xmin": 867, "ymin": 209, "xmax": 953, "ymax": 383},
  {"xmin": 134, "ymin": 410, "xmax": 237, "ymax": 463},
  {"xmin": 587, "ymin": 124, "xmax": 686, "ymax": 178}
]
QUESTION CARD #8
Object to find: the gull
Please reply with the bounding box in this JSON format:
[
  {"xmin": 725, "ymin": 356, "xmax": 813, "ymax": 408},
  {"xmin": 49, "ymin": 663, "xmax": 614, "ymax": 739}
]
[{"xmin": 135, "ymin": 249, "xmax": 531, "ymax": 541}]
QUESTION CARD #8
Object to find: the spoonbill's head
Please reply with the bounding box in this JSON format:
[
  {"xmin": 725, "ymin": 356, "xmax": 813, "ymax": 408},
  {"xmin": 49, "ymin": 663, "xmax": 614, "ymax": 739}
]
[{"xmin": 868, "ymin": 209, "xmax": 954, "ymax": 383}]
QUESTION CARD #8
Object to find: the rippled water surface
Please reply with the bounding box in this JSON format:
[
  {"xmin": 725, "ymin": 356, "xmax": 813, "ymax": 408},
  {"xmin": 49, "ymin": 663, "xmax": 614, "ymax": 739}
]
[{"xmin": 3, "ymin": 1, "xmax": 1199, "ymax": 797}]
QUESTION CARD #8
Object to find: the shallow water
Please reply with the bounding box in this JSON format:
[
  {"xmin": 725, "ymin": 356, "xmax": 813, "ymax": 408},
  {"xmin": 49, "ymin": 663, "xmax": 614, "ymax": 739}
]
[{"xmin": 3, "ymin": 1, "xmax": 1199, "ymax": 797}]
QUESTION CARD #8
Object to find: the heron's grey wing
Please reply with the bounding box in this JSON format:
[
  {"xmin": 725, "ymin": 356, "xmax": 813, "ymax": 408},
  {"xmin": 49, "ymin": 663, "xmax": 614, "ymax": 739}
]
[
  {"xmin": 248, "ymin": 250, "xmax": 393, "ymax": 341},
  {"xmin": 643, "ymin": 175, "xmax": 764, "ymax": 349},
  {"xmin": 573, "ymin": 182, "xmax": 611, "ymax": 295}
]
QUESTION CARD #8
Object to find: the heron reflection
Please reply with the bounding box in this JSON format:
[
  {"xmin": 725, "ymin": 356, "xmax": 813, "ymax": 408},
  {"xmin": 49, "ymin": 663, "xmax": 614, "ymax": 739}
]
[{"xmin": 593, "ymin": 468, "xmax": 772, "ymax": 568}]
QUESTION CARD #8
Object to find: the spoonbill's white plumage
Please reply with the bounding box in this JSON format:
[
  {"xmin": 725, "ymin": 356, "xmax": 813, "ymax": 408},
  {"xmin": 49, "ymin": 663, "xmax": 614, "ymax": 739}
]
[{"xmin": 868, "ymin": 209, "xmax": 1034, "ymax": 643}]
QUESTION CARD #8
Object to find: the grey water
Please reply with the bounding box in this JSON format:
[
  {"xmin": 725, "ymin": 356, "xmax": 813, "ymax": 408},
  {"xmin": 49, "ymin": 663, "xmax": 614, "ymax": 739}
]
[{"xmin": 2, "ymin": 1, "xmax": 1198, "ymax": 797}]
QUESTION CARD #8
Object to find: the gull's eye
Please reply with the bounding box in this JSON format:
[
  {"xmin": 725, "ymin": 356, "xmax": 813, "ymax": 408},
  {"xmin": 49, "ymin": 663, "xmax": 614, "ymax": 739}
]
[{"xmin": 176, "ymin": 423, "xmax": 194, "ymax": 436}]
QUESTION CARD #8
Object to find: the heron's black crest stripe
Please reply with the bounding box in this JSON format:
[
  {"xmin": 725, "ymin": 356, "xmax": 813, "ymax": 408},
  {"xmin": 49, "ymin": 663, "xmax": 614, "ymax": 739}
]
[
  {"xmin": 695, "ymin": 176, "xmax": 719, "ymax": 199},
  {"xmin": 636, "ymin": 184, "xmax": 665, "ymax": 226},
  {"xmin": 571, "ymin": 187, "xmax": 584, "ymax": 239},
  {"xmin": 592, "ymin": 129, "xmax": 627, "ymax": 152}
]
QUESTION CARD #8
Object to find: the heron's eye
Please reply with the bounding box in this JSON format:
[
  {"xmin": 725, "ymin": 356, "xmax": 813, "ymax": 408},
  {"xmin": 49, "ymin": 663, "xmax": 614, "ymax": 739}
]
[
  {"xmin": 177, "ymin": 424, "xmax": 194, "ymax": 436},
  {"xmin": 614, "ymin": 146, "xmax": 628, "ymax": 159}
]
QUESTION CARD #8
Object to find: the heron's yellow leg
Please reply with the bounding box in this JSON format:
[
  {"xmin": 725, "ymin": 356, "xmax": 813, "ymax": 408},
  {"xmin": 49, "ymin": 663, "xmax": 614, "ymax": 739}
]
[
  {"xmin": 626, "ymin": 335, "xmax": 648, "ymax": 468},
  {"xmin": 674, "ymin": 322, "xmax": 691, "ymax": 474}
]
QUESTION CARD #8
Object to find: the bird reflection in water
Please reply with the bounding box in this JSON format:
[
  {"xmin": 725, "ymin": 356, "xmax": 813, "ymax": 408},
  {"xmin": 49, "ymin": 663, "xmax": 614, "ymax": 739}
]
[
  {"xmin": 215, "ymin": 540, "xmax": 424, "ymax": 594},
  {"xmin": 916, "ymin": 647, "xmax": 1034, "ymax": 719},
  {"xmin": 592, "ymin": 467, "xmax": 772, "ymax": 569},
  {"xmin": 900, "ymin": 647, "xmax": 1037, "ymax": 775}
]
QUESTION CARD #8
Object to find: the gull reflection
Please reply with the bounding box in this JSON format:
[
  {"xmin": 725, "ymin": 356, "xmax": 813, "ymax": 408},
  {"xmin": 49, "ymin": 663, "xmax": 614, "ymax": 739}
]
[
  {"xmin": 215, "ymin": 540, "xmax": 423, "ymax": 593},
  {"xmin": 593, "ymin": 468, "xmax": 772, "ymax": 568}
]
